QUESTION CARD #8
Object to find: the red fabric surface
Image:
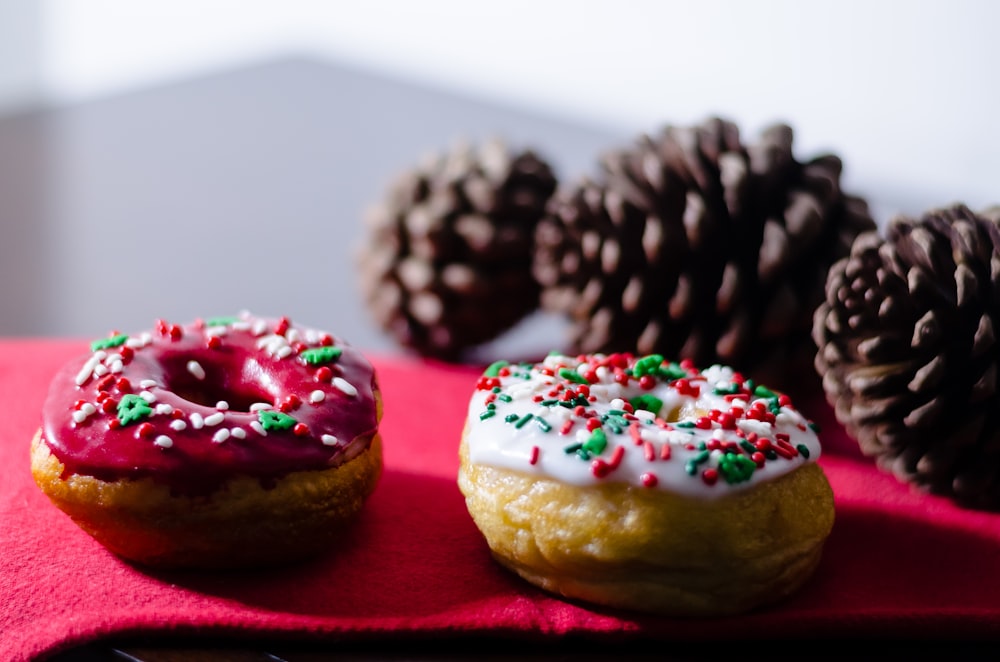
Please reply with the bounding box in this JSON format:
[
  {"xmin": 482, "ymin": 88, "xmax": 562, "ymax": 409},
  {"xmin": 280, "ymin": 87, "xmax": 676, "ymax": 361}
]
[{"xmin": 4, "ymin": 340, "xmax": 1000, "ymax": 660}]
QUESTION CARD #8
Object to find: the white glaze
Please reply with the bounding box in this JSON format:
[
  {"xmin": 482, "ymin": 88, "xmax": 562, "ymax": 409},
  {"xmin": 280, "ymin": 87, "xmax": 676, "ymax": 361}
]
[{"xmin": 465, "ymin": 354, "xmax": 822, "ymax": 499}]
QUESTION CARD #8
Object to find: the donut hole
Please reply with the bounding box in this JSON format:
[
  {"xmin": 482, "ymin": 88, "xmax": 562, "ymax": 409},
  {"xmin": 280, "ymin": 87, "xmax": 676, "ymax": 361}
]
[
  {"xmin": 662, "ymin": 404, "xmax": 710, "ymax": 423},
  {"xmin": 159, "ymin": 353, "xmax": 276, "ymax": 412}
]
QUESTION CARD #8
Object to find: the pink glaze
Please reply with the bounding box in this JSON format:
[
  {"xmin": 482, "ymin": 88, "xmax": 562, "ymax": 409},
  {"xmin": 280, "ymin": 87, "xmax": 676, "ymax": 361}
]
[{"xmin": 40, "ymin": 314, "xmax": 379, "ymax": 496}]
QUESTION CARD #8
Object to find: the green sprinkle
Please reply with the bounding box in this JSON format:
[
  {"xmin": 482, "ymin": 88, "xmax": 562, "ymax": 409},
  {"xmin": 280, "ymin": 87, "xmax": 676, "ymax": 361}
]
[
  {"xmin": 718, "ymin": 453, "xmax": 756, "ymax": 484},
  {"xmin": 685, "ymin": 450, "xmax": 710, "ymax": 476},
  {"xmin": 602, "ymin": 413, "xmax": 629, "ymax": 434},
  {"xmin": 659, "ymin": 362, "xmax": 689, "ymax": 380},
  {"xmin": 632, "ymin": 354, "xmax": 665, "ymax": 377},
  {"xmin": 205, "ymin": 316, "xmax": 240, "ymax": 327},
  {"xmin": 540, "ymin": 399, "xmax": 559, "ymax": 407},
  {"xmin": 483, "ymin": 360, "xmax": 509, "ymax": 377},
  {"xmin": 116, "ymin": 394, "xmax": 152, "ymax": 426},
  {"xmin": 514, "ymin": 413, "xmax": 535, "ymax": 429},
  {"xmin": 90, "ymin": 334, "xmax": 128, "ymax": 352},
  {"xmin": 753, "ymin": 385, "xmax": 777, "ymax": 398},
  {"xmin": 535, "ymin": 417, "xmax": 552, "ymax": 433},
  {"xmin": 564, "ymin": 442, "xmax": 583, "ymax": 455},
  {"xmin": 739, "ymin": 440, "xmax": 757, "ymax": 455},
  {"xmin": 675, "ymin": 421, "xmax": 696, "ymax": 429},
  {"xmin": 479, "ymin": 410, "xmax": 496, "ymax": 421},
  {"xmin": 713, "ymin": 382, "xmax": 741, "ymax": 396},
  {"xmin": 258, "ymin": 410, "xmax": 297, "ymax": 431},
  {"xmin": 796, "ymin": 444, "xmax": 811, "ymax": 459},
  {"xmin": 504, "ymin": 413, "xmax": 519, "ymax": 423},
  {"xmin": 629, "ymin": 394, "xmax": 664, "ymax": 416},
  {"xmin": 768, "ymin": 397, "xmax": 782, "ymax": 414},
  {"xmin": 300, "ymin": 346, "xmax": 343, "ymax": 365},
  {"xmin": 498, "ymin": 394, "xmax": 512, "ymax": 403},
  {"xmin": 583, "ymin": 428, "xmax": 608, "ymax": 456},
  {"xmin": 558, "ymin": 368, "xmax": 589, "ymax": 385},
  {"xmin": 808, "ymin": 420, "xmax": 821, "ymax": 433}
]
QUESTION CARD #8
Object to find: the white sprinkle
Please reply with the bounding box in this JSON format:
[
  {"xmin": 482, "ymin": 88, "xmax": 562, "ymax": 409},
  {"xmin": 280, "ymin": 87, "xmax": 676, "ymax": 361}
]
[
  {"xmin": 321, "ymin": 434, "xmax": 339, "ymax": 446},
  {"xmin": 304, "ymin": 329, "xmax": 321, "ymax": 344},
  {"xmin": 125, "ymin": 332, "xmax": 152, "ymax": 348},
  {"xmin": 250, "ymin": 421, "xmax": 267, "ymax": 436},
  {"xmin": 249, "ymin": 402, "xmax": 272, "ymax": 411},
  {"xmin": 276, "ymin": 344, "xmax": 294, "ymax": 359},
  {"xmin": 204, "ymin": 412, "xmax": 225, "ymax": 426},
  {"xmin": 139, "ymin": 390, "xmax": 157, "ymax": 403},
  {"xmin": 108, "ymin": 359, "xmax": 123, "ymax": 374},
  {"xmin": 205, "ymin": 325, "xmax": 229, "ymax": 337},
  {"xmin": 332, "ymin": 377, "xmax": 357, "ymax": 397},
  {"xmin": 71, "ymin": 403, "xmax": 96, "ymax": 424},
  {"xmin": 187, "ymin": 360, "xmax": 206, "ymax": 380},
  {"xmin": 75, "ymin": 353, "xmax": 104, "ymax": 385},
  {"xmin": 230, "ymin": 427, "xmax": 246, "ymax": 439},
  {"xmin": 231, "ymin": 321, "xmax": 251, "ymax": 332},
  {"xmin": 189, "ymin": 412, "xmax": 205, "ymax": 429},
  {"xmin": 309, "ymin": 390, "xmax": 325, "ymax": 404},
  {"xmin": 215, "ymin": 400, "xmax": 229, "ymax": 410},
  {"xmin": 212, "ymin": 429, "xmax": 230, "ymax": 443},
  {"xmin": 155, "ymin": 404, "xmax": 173, "ymax": 415},
  {"xmin": 93, "ymin": 363, "xmax": 109, "ymax": 377},
  {"xmin": 140, "ymin": 379, "xmax": 159, "ymax": 389},
  {"xmin": 251, "ymin": 319, "xmax": 268, "ymax": 336},
  {"xmin": 286, "ymin": 328, "xmax": 301, "ymax": 344},
  {"xmin": 169, "ymin": 419, "xmax": 187, "ymax": 431},
  {"xmin": 154, "ymin": 435, "xmax": 173, "ymax": 448}
]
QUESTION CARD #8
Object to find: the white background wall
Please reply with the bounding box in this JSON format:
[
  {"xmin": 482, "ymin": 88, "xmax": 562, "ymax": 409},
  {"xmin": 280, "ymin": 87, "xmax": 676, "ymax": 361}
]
[{"xmin": 2, "ymin": 0, "xmax": 998, "ymax": 215}]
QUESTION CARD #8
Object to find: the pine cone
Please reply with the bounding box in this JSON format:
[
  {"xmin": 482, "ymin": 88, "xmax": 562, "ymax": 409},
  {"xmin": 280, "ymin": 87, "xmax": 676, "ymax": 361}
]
[
  {"xmin": 533, "ymin": 117, "xmax": 875, "ymax": 387},
  {"xmin": 359, "ymin": 139, "xmax": 557, "ymax": 359},
  {"xmin": 814, "ymin": 203, "xmax": 1000, "ymax": 509}
]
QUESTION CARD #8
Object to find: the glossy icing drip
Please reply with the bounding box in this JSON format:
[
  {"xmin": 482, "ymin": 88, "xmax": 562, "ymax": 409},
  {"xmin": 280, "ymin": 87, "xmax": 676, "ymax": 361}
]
[
  {"xmin": 41, "ymin": 313, "xmax": 379, "ymax": 495},
  {"xmin": 465, "ymin": 353, "xmax": 821, "ymax": 499}
]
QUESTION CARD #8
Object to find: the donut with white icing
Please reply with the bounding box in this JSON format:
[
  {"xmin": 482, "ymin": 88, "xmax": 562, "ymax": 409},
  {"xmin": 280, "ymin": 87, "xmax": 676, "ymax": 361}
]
[
  {"xmin": 31, "ymin": 313, "xmax": 382, "ymax": 568},
  {"xmin": 457, "ymin": 352, "xmax": 834, "ymax": 615}
]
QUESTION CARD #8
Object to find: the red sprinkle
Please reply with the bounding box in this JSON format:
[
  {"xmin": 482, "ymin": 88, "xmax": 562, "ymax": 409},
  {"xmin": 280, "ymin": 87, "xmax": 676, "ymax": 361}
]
[
  {"xmin": 315, "ymin": 366, "xmax": 333, "ymax": 382},
  {"xmin": 591, "ymin": 458, "xmax": 612, "ymax": 478},
  {"xmin": 293, "ymin": 422, "xmax": 309, "ymax": 436},
  {"xmin": 586, "ymin": 418, "xmax": 602, "ymax": 432},
  {"xmin": 641, "ymin": 472, "xmax": 659, "ymax": 488},
  {"xmin": 206, "ymin": 335, "xmax": 222, "ymax": 349},
  {"xmin": 529, "ymin": 446, "xmax": 539, "ymax": 465},
  {"xmin": 116, "ymin": 378, "xmax": 132, "ymax": 393},
  {"xmin": 168, "ymin": 324, "xmax": 182, "ymax": 340},
  {"xmin": 136, "ymin": 422, "xmax": 154, "ymax": 438},
  {"xmin": 560, "ymin": 420, "xmax": 574, "ymax": 435},
  {"xmin": 701, "ymin": 468, "xmax": 719, "ymax": 485},
  {"xmin": 660, "ymin": 444, "xmax": 672, "ymax": 460},
  {"xmin": 608, "ymin": 445, "xmax": 625, "ymax": 469},
  {"xmin": 275, "ymin": 317, "xmax": 290, "ymax": 336}
]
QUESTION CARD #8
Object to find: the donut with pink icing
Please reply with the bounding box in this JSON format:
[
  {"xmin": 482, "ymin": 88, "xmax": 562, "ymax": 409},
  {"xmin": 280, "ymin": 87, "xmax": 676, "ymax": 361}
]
[
  {"xmin": 31, "ymin": 313, "xmax": 383, "ymax": 569},
  {"xmin": 458, "ymin": 352, "xmax": 835, "ymax": 615}
]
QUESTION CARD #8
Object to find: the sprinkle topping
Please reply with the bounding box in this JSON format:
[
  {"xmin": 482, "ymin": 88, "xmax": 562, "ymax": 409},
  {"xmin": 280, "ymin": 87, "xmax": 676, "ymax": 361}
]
[
  {"xmin": 40, "ymin": 313, "xmax": 380, "ymax": 496},
  {"xmin": 465, "ymin": 353, "xmax": 822, "ymax": 498}
]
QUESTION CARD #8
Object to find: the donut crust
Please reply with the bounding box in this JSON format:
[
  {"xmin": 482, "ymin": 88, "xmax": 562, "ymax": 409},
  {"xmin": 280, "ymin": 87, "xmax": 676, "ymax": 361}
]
[
  {"xmin": 458, "ymin": 431, "xmax": 834, "ymax": 616},
  {"xmin": 31, "ymin": 429, "xmax": 382, "ymax": 569}
]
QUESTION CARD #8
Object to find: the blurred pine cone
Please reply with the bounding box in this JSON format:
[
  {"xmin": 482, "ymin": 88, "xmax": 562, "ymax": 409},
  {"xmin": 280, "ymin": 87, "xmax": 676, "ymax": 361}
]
[
  {"xmin": 533, "ymin": 117, "xmax": 875, "ymax": 386},
  {"xmin": 814, "ymin": 204, "xmax": 1000, "ymax": 509},
  {"xmin": 359, "ymin": 139, "xmax": 557, "ymax": 359}
]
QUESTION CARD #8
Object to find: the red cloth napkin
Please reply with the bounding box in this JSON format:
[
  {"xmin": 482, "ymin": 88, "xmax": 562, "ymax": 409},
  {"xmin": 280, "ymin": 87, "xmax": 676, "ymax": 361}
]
[{"xmin": 4, "ymin": 340, "xmax": 1000, "ymax": 661}]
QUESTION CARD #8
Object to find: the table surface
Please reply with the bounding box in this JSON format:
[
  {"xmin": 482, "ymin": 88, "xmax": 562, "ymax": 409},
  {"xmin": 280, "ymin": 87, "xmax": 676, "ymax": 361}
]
[{"xmin": 2, "ymin": 57, "xmax": 992, "ymax": 661}]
